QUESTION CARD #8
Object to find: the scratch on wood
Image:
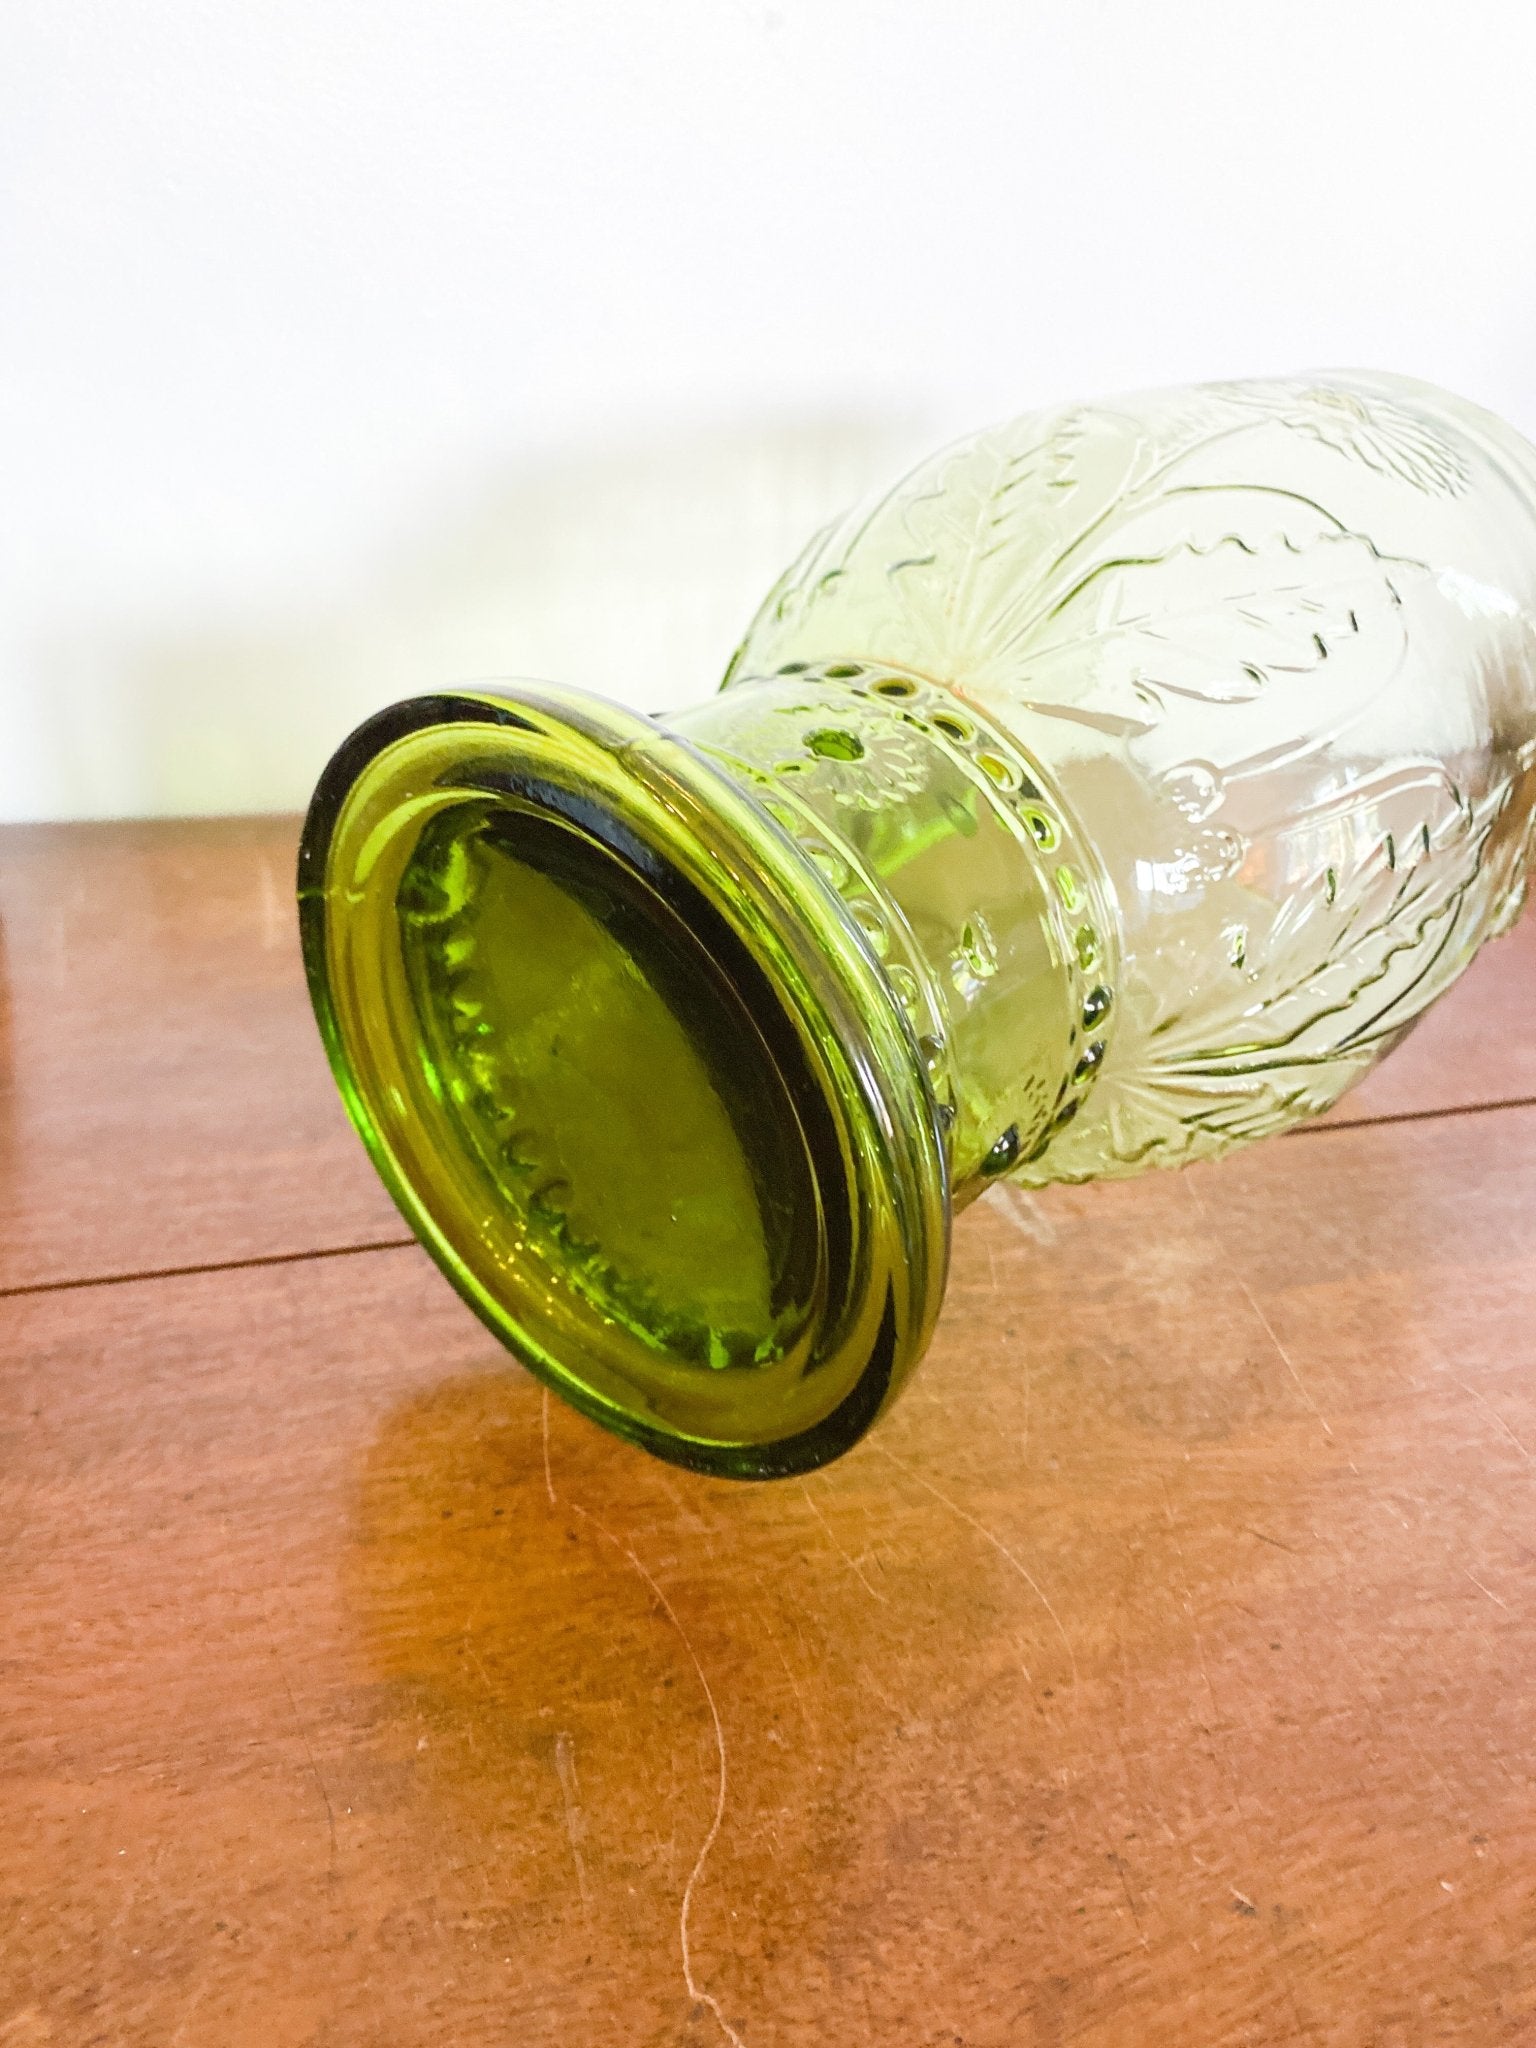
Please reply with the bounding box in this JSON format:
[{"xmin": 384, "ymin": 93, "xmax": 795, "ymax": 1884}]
[
  {"xmin": 579, "ymin": 1511, "xmax": 745, "ymax": 2047},
  {"xmin": 874, "ymin": 1444, "xmax": 1078, "ymax": 1695},
  {"xmin": 1442, "ymin": 1369, "xmax": 1532, "ymax": 1462},
  {"xmin": 1019, "ymin": 1328, "xmax": 1032, "ymax": 1467},
  {"xmin": 745, "ymin": 1574, "xmax": 818, "ymax": 1742},
  {"xmin": 237, "ymin": 1509, "xmax": 339, "ymax": 1884},
  {"xmin": 984, "ymin": 1180, "xmax": 1059, "ymax": 1244},
  {"xmin": 540, "ymin": 1388, "xmax": 557, "ymax": 1507},
  {"xmin": 1159, "ymin": 1479, "xmax": 1320, "ymax": 2042},
  {"xmin": 543, "ymin": 1400, "xmax": 745, "ymax": 2046},
  {"xmin": 263, "ymin": 1604, "xmax": 339, "ymax": 1877},
  {"xmin": 1463, "ymin": 1567, "xmax": 1510, "ymax": 1611},
  {"xmin": 798, "ymin": 1482, "xmax": 888, "ymax": 1603},
  {"xmin": 1236, "ymin": 1277, "xmax": 1345, "ymax": 1456},
  {"xmin": 554, "ymin": 1730, "xmax": 592, "ymax": 1910},
  {"xmin": 1107, "ymin": 1849, "xmax": 1151, "ymax": 1947}
]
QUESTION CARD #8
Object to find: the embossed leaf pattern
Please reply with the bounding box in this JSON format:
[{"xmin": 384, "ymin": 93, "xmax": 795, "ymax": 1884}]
[
  {"xmin": 732, "ymin": 390, "xmax": 1438, "ymax": 725},
  {"xmin": 882, "ymin": 399, "xmax": 1286, "ymax": 689},
  {"xmin": 883, "ymin": 402, "xmax": 1240, "ymax": 674},
  {"xmin": 748, "ymin": 410, "xmax": 1090, "ymax": 685},
  {"xmin": 1010, "ymin": 527, "xmax": 1409, "ymax": 734},
  {"xmin": 881, "ymin": 424, "xmax": 1073, "ymax": 675},
  {"xmin": 1148, "ymin": 760, "xmax": 1480, "ymax": 1074},
  {"xmin": 731, "ymin": 394, "xmax": 1252, "ymax": 689},
  {"xmin": 725, "ymin": 374, "xmax": 1530, "ymax": 1180},
  {"xmin": 1012, "ymin": 759, "xmax": 1489, "ymax": 1180}
]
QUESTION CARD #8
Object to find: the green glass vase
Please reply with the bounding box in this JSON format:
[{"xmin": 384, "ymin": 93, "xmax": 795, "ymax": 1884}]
[{"xmin": 299, "ymin": 372, "xmax": 1536, "ymax": 1476}]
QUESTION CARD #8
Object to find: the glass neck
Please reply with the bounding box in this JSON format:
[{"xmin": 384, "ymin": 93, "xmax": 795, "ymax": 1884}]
[{"xmin": 669, "ymin": 663, "xmax": 1118, "ymax": 1201}]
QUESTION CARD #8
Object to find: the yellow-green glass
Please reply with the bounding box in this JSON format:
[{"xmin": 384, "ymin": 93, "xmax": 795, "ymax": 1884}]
[
  {"xmin": 300, "ymin": 372, "xmax": 1536, "ymax": 1475},
  {"xmin": 398, "ymin": 802, "xmax": 820, "ymax": 1372},
  {"xmin": 299, "ymin": 690, "xmax": 947, "ymax": 1477}
]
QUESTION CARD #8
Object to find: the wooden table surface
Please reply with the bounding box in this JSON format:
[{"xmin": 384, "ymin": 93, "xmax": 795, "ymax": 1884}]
[{"xmin": 2, "ymin": 817, "xmax": 1533, "ymax": 2047}]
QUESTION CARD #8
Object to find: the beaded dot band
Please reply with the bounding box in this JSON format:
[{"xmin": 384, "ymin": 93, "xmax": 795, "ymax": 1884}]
[
  {"xmin": 713, "ymin": 660, "xmax": 1120, "ymax": 1172},
  {"xmin": 699, "ymin": 747, "xmax": 960, "ymax": 1133}
]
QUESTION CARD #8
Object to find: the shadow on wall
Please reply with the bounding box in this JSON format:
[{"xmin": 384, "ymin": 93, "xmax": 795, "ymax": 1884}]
[{"xmin": 86, "ymin": 411, "xmax": 933, "ymax": 820}]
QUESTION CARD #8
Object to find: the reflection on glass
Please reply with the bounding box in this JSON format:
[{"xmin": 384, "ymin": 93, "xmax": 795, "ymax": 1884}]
[{"xmin": 301, "ymin": 373, "xmax": 1536, "ymax": 1473}]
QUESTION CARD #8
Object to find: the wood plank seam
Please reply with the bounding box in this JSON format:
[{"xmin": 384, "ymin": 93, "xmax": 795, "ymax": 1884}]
[
  {"xmin": 4, "ymin": 1089, "xmax": 1535, "ymax": 1304},
  {"xmin": 0, "ymin": 1236, "xmax": 416, "ymax": 1301}
]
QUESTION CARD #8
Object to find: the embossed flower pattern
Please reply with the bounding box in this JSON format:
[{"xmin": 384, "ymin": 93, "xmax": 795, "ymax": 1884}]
[
  {"xmin": 773, "ymin": 703, "xmax": 930, "ymax": 811},
  {"xmin": 1216, "ymin": 379, "xmax": 1471, "ymax": 497}
]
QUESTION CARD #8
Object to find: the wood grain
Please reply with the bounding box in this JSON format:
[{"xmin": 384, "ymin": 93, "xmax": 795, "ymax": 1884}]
[
  {"xmin": 3, "ymin": 1106, "xmax": 1534, "ymax": 2045},
  {"xmin": 1315, "ymin": 900, "xmax": 1536, "ymax": 1128},
  {"xmin": 3, "ymin": 819, "xmax": 1535, "ymax": 2044},
  {"xmin": 1, "ymin": 819, "xmax": 1533, "ymax": 1295},
  {"xmin": 0, "ymin": 818, "xmax": 400, "ymax": 1292}
]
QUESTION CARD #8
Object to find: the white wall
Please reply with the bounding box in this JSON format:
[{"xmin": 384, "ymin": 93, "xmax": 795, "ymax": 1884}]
[{"xmin": 5, "ymin": 0, "xmax": 1536, "ymax": 820}]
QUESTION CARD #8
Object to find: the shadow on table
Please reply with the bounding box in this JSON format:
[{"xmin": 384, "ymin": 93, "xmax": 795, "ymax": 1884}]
[{"xmin": 336, "ymin": 1175, "xmax": 1389, "ymax": 2046}]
